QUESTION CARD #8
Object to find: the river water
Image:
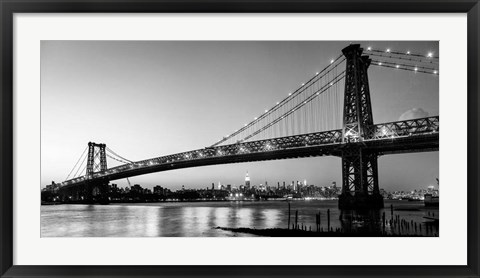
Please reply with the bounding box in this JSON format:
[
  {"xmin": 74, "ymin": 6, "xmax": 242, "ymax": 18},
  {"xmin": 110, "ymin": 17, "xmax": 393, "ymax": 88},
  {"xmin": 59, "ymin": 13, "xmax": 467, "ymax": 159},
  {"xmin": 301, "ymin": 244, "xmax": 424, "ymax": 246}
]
[{"xmin": 41, "ymin": 200, "xmax": 439, "ymax": 237}]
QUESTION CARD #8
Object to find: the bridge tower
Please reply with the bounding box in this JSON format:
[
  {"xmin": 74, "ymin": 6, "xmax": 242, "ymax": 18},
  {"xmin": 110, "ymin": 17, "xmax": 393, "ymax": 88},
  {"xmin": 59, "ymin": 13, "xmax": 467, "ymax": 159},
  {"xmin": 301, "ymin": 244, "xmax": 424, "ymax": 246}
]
[
  {"xmin": 86, "ymin": 142, "xmax": 107, "ymax": 177},
  {"xmin": 85, "ymin": 142, "xmax": 109, "ymax": 204},
  {"xmin": 339, "ymin": 44, "xmax": 384, "ymax": 210}
]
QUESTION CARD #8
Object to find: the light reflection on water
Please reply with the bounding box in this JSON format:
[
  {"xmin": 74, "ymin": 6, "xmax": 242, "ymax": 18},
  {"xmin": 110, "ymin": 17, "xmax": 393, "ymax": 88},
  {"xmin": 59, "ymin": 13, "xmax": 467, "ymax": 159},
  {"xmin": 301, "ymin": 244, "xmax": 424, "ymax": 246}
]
[{"xmin": 41, "ymin": 200, "xmax": 439, "ymax": 237}]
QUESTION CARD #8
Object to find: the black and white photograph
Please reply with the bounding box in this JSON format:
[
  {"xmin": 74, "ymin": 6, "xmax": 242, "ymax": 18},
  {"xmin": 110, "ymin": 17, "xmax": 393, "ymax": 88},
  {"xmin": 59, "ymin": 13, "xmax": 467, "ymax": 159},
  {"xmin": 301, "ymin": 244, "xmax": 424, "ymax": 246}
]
[{"xmin": 40, "ymin": 41, "xmax": 439, "ymax": 237}]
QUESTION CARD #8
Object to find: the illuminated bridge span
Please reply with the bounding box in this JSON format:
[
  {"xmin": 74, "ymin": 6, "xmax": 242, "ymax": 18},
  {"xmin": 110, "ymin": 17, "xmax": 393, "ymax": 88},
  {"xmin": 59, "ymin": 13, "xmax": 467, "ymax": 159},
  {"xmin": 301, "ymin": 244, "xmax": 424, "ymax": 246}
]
[{"xmin": 53, "ymin": 44, "xmax": 439, "ymax": 209}]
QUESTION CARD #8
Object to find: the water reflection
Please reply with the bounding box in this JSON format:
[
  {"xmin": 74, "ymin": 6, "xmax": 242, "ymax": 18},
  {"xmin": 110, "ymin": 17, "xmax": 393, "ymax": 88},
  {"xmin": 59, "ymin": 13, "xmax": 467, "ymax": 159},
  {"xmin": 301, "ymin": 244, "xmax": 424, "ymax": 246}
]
[
  {"xmin": 262, "ymin": 209, "xmax": 280, "ymax": 228},
  {"xmin": 41, "ymin": 200, "xmax": 439, "ymax": 237},
  {"xmin": 214, "ymin": 207, "xmax": 229, "ymax": 228},
  {"xmin": 236, "ymin": 208, "xmax": 253, "ymax": 228},
  {"xmin": 340, "ymin": 209, "xmax": 382, "ymax": 234}
]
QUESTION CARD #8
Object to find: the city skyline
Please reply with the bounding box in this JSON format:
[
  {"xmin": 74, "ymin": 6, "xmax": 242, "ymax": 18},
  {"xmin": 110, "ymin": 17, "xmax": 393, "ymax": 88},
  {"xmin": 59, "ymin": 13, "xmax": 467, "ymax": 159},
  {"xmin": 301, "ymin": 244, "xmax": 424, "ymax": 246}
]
[
  {"xmin": 41, "ymin": 41, "xmax": 439, "ymax": 191},
  {"xmin": 101, "ymin": 169, "xmax": 438, "ymax": 192}
]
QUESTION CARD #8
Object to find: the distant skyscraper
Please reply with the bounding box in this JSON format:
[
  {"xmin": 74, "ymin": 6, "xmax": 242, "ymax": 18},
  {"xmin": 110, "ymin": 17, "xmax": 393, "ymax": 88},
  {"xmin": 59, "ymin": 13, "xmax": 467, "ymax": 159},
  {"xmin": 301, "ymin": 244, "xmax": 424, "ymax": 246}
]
[{"xmin": 245, "ymin": 171, "xmax": 251, "ymax": 188}]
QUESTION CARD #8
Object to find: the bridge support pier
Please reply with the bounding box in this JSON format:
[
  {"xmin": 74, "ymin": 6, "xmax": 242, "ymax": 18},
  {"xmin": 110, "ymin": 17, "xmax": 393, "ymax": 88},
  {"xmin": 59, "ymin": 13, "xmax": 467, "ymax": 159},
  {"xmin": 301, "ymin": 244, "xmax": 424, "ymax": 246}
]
[
  {"xmin": 86, "ymin": 180, "xmax": 110, "ymax": 204},
  {"xmin": 338, "ymin": 147, "xmax": 384, "ymax": 210}
]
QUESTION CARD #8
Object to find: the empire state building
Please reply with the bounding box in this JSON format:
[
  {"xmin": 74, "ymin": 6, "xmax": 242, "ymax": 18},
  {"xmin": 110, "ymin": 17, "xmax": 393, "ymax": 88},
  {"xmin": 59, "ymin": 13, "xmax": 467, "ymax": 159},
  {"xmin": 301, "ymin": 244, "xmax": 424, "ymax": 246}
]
[{"xmin": 245, "ymin": 171, "xmax": 251, "ymax": 189}]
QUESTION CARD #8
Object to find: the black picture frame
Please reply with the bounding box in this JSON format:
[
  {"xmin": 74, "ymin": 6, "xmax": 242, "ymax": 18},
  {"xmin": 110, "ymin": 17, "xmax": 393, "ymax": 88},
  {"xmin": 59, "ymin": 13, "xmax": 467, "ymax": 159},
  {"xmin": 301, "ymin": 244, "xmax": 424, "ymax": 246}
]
[{"xmin": 1, "ymin": 1, "xmax": 479, "ymax": 277}]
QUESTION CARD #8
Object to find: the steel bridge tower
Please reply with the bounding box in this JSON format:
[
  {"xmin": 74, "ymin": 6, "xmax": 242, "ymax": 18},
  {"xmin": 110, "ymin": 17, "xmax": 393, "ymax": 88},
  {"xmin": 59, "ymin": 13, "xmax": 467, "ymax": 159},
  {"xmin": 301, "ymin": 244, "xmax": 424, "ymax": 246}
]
[
  {"xmin": 86, "ymin": 142, "xmax": 107, "ymax": 177},
  {"xmin": 339, "ymin": 44, "xmax": 384, "ymax": 210},
  {"xmin": 85, "ymin": 142, "xmax": 109, "ymax": 204}
]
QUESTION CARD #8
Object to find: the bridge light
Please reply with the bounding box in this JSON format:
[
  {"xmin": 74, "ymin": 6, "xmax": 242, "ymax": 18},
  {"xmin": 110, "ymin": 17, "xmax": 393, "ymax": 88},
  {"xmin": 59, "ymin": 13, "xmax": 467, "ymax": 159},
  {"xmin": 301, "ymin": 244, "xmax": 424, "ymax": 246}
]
[
  {"xmin": 367, "ymin": 46, "xmax": 372, "ymax": 51},
  {"xmin": 414, "ymin": 67, "xmax": 418, "ymax": 72},
  {"xmin": 244, "ymin": 123, "xmax": 248, "ymax": 126},
  {"xmin": 380, "ymin": 127, "xmax": 388, "ymax": 136},
  {"xmin": 330, "ymin": 59, "xmax": 334, "ymax": 64},
  {"xmin": 265, "ymin": 109, "xmax": 268, "ymax": 113},
  {"xmin": 254, "ymin": 117, "xmax": 257, "ymax": 120},
  {"xmin": 276, "ymin": 102, "xmax": 279, "ymax": 105},
  {"xmin": 330, "ymin": 82, "xmax": 333, "ymax": 86},
  {"xmin": 407, "ymin": 51, "xmax": 411, "ymax": 55},
  {"xmin": 433, "ymin": 70, "xmax": 438, "ymax": 74},
  {"xmin": 316, "ymin": 92, "xmax": 320, "ymax": 95},
  {"xmin": 315, "ymin": 72, "xmax": 319, "ymax": 75},
  {"xmin": 288, "ymin": 93, "xmax": 292, "ymax": 96},
  {"xmin": 378, "ymin": 62, "xmax": 382, "ymax": 65},
  {"xmin": 301, "ymin": 83, "xmax": 305, "ymax": 86},
  {"xmin": 386, "ymin": 48, "xmax": 391, "ymax": 53},
  {"xmin": 427, "ymin": 52, "xmax": 433, "ymax": 57},
  {"xmin": 396, "ymin": 65, "xmax": 400, "ymax": 68}
]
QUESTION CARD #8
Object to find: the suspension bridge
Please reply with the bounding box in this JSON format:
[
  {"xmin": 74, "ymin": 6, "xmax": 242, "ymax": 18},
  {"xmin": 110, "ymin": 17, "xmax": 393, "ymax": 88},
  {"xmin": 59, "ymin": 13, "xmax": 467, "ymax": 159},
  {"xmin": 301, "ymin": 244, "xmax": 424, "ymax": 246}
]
[{"xmin": 50, "ymin": 44, "xmax": 439, "ymax": 209}]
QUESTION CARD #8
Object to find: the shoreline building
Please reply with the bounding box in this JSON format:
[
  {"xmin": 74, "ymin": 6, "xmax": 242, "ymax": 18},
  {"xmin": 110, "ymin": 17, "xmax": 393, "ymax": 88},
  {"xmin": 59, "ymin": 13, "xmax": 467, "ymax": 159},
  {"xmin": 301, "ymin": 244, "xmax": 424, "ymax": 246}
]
[{"xmin": 245, "ymin": 171, "xmax": 251, "ymax": 190}]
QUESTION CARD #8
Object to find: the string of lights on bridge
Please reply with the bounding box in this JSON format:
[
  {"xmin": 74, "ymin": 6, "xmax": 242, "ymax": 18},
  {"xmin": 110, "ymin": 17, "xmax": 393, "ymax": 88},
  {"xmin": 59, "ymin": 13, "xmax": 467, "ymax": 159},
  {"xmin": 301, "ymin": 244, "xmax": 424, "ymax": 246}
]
[
  {"xmin": 365, "ymin": 46, "xmax": 439, "ymax": 60},
  {"xmin": 365, "ymin": 46, "xmax": 439, "ymax": 75}
]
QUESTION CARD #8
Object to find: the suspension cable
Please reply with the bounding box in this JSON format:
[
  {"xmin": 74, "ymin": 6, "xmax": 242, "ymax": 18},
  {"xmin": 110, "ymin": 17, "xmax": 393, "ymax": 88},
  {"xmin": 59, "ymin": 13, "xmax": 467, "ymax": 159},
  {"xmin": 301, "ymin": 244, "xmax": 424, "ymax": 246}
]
[
  {"xmin": 371, "ymin": 61, "xmax": 439, "ymax": 75},
  {"xmin": 365, "ymin": 48, "xmax": 439, "ymax": 60},
  {"xmin": 106, "ymin": 153, "xmax": 131, "ymax": 164},
  {"xmin": 73, "ymin": 157, "xmax": 87, "ymax": 178},
  {"xmin": 365, "ymin": 52, "xmax": 438, "ymax": 66},
  {"xmin": 241, "ymin": 71, "xmax": 346, "ymax": 142},
  {"xmin": 106, "ymin": 147, "xmax": 133, "ymax": 163},
  {"xmin": 65, "ymin": 146, "xmax": 88, "ymax": 181},
  {"xmin": 210, "ymin": 55, "xmax": 345, "ymax": 147}
]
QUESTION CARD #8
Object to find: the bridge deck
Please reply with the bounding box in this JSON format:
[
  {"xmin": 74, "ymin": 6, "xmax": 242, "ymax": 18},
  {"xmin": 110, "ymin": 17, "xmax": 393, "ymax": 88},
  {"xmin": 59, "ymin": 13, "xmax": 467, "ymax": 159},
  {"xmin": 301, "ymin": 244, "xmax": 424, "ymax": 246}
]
[{"xmin": 59, "ymin": 116, "xmax": 438, "ymax": 189}]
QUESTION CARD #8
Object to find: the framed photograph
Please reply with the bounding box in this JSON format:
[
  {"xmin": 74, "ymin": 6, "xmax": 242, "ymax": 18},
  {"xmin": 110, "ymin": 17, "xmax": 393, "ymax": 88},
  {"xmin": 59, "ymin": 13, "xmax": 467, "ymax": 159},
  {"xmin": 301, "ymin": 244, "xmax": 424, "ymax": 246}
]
[{"xmin": 1, "ymin": 0, "xmax": 479, "ymax": 277}]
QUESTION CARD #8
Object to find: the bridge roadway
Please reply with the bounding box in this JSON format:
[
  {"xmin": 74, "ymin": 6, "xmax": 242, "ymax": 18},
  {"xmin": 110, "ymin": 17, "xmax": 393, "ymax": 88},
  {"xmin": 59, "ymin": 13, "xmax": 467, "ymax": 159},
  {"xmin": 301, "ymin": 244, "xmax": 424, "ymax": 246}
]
[{"xmin": 59, "ymin": 116, "xmax": 439, "ymax": 189}]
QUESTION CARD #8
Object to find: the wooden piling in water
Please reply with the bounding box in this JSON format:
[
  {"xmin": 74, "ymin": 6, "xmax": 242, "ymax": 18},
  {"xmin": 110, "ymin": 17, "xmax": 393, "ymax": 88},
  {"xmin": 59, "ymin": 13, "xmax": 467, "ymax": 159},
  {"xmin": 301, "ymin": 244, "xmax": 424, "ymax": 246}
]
[
  {"xmin": 295, "ymin": 210, "xmax": 298, "ymax": 230},
  {"xmin": 288, "ymin": 202, "xmax": 291, "ymax": 230},
  {"xmin": 327, "ymin": 209, "xmax": 330, "ymax": 232},
  {"xmin": 319, "ymin": 211, "xmax": 321, "ymax": 230},
  {"xmin": 382, "ymin": 212, "xmax": 386, "ymax": 233}
]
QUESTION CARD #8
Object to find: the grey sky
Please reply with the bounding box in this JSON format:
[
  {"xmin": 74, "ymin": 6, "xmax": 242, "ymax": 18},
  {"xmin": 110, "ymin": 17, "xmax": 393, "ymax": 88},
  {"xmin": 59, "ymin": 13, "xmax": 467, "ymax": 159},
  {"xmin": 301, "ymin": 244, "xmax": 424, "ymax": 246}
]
[{"xmin": 41, "ymin": 41, "xmax": 439, "ymax": 191}]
